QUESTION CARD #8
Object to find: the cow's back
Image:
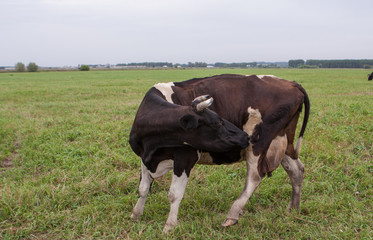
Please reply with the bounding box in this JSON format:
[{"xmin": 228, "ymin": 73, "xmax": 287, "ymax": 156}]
[{"xmin": 172, "ymin": 74, "xmax": 304, "ymax": 128}]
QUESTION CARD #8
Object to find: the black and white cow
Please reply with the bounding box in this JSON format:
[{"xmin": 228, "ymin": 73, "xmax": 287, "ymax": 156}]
[
  {"xmin": 368, "ymin": 72, "xmax": 373, "ymax": 81},
  {"xmin": 129, "ymin": 74, "xmax": 310, "ymax": 233}
]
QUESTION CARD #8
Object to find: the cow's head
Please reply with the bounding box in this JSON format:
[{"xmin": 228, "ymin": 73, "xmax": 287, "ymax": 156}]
[{"xmin": 179, "ymin": 95, "xmax": 250, "ymax": 152}]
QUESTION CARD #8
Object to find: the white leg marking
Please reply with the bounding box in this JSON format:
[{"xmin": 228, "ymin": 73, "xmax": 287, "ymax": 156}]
[
  {"xmin": 223, "ymin": 149, "xmax": 262, "ymax": 226},
  {"xmin": 131, "ymin": 163, "xmax": 154, "ymax": 220},
  {"xmin": 154, "ymin": 82, "xmax": 175, "ymax": 103},
  {"xmin": 281, "ymin": 155, "xmax": 304, "ymax": 210},
  {"xmin": 163, "ymin": 171, "xmax": 189, "ymax": 233}
]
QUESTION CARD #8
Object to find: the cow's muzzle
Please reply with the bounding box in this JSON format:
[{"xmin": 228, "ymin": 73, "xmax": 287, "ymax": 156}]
[{"xmin": 233, "ymin": 134, "xmax": 250, "ymax": 149}]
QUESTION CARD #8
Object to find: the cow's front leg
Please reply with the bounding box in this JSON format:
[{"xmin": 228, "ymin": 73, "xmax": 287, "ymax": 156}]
[
  {"xmin": 132, "ymin": 161, "xmax": 173, "ymax": 220},
  {"xmin": 222, "ymin": 151, "xmax": 262, "ymax": 227},
  {"xmin": 131, "ymin": 163, "xmax": 154, "ymax": 220},
  {"xmin": 163, "ymin": 147, "xmax": 198, "ymax": 233},
  {"xmin": 163, "ymin": 171, "xmax": 189, "ymax": 233}
]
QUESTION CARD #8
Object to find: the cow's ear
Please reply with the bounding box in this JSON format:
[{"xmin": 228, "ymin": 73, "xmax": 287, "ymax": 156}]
[{"xmin": 180, "ymin": 114, "xmax": 199, "ymax": 130}]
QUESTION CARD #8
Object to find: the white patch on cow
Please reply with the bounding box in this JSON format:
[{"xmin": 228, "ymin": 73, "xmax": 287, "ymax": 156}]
[
  {"xmin": 149, "ymin": 159, "xmax": 173, "ymax": 179},
  {"xmin": 243, "ymin": 107, "xmax": 263, "ymax": 136},
  {"xmin": 266, "ymin": 134, "xmax": 287, "ymax": 169},
  {"xmin": 154, "ymin": 82, "xmax": 175, "ymax": 103},
  {"xmin": 164, "ymin": 171, "xmax": 189, "ymax": 233},
  {"xmin": 257, "ymin": 75, "xmax": 277, "ymax": 79}
]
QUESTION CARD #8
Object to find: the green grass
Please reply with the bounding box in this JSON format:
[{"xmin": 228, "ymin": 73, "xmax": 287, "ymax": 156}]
[{"xmin": 1, "ymin": 68, "xmax": 372, "ymax": 239}]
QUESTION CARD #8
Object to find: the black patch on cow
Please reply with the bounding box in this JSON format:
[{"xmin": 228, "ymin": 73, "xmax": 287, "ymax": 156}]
[
  {"xmin": 173, "ymin": 146, "xmax": 199, "ymax": 177},
  {"xmin": 209, "ymin": 148, "xmax": 242, "ymax": 165},
  {"xmin": 144, "ymin": 146, "xmax": 198, "ymax": 178}
]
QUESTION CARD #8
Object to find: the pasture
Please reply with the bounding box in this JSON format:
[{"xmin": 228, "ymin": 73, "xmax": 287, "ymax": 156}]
[{"xmin": 0, "ymin": 68, "xmax": 372, "ymax": 239}]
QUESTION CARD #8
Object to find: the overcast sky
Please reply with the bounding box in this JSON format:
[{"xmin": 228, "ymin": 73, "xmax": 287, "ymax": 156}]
[{"xmin": 1, "ymin": 0, "xmax": 372, "ymax": 67}]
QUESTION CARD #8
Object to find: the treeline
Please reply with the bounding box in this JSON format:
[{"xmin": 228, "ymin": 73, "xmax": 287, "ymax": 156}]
[
  {"xmin": 289, "ymin": 59, "xmax": 373, "ymax": 69},
  {"xmin": 216, "ymin": 62, "xmax": 288, "ymax": 68},
  {"xmin": 116, "ymin": 62, "xmax": 207, "ymax": 68},
  {"xmin": 116, "ymin": 62, "xmax": 173, "ymax": 68},
  {"xmin": 116, "ymin": 61, "xmax": 287, "ymax": 68},
  {"xmin": 214, "ymin": 62, "xmax": 257, "ymax": 68}
]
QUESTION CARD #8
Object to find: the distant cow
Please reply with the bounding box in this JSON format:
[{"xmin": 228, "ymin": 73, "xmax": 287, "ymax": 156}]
[
  {"xmin": 368, "ymin": 72, "xmax": 373, "ymax": 81},
  {"xmin": 129, "ymin": 74, "xmax": 310, "ymax": 233}
]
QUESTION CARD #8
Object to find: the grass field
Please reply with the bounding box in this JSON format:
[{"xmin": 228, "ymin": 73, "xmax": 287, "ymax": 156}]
[{"xmin": 0, "ymin": 68, "xmax": 372, "ymax": 239}]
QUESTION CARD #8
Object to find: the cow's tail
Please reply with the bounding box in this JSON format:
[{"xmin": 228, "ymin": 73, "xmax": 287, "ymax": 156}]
[{"xmin": 295, "ymin": 84, "xmax": 310, "ymax": 158}]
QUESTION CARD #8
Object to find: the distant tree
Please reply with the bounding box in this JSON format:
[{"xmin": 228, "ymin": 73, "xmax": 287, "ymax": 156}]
[
  {"xmin": 27, "ymin": 62, "xmax": 39, "ymax": 72},
  {"xmin": 80, "ymin": 65, "xmax": 90, "ymax": 71},
  {"xmin": 288, "ymin": 59, "xmax": 305, "ymax": 68},
  {"xmin": 15, "ymin": 62, "xmax": 26, "ymax": 72}
]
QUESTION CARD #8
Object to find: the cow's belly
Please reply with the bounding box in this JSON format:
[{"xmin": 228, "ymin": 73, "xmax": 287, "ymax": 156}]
[
  {"xmin": 197, "ymin": 134, "xmax": 287, "ymax": 167},
  {"xmin": 197, "ymin": 150, "xmax": 246, "ymax": 165}
]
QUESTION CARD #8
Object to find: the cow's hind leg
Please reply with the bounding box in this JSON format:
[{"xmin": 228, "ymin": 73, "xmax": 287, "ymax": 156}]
[
  {"xmin": 131, "ymin": 161, "xmax": 173, "ymax": 220},
  {"xmin": 281, "ymin": 155, "xmax": 304, "ymax": 210},
  {"xmin": 222, "ymin": 152, "xmax": 262, "ymax": 227}
]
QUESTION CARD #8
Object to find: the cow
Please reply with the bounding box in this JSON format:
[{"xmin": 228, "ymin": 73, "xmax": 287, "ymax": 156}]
[
  {"xmin": 368, "ymin": 72, "xmax": 373, "ymax": 81},
  {"xmin": 129, "ymin": 74, "xmax": 310, "ymax": 233}
]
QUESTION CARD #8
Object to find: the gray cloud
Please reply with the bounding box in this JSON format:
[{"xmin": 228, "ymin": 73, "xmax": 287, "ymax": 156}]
[{"xmin": 1, "ymin": 0, "xmax": 372, "ymax": 66}]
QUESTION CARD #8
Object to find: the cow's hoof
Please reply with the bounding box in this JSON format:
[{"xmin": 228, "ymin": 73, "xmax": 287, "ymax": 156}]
[
  {"xmin": 130, "ymin": 213, "xmax": 139, "ymax": 221},
  {"xmin": 163, "ymin": 224, "xmax": 175, "ymax": 234},
  {"xmin": 222, "ymin": 218, "xmax": 238, "ymax": 227}
]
